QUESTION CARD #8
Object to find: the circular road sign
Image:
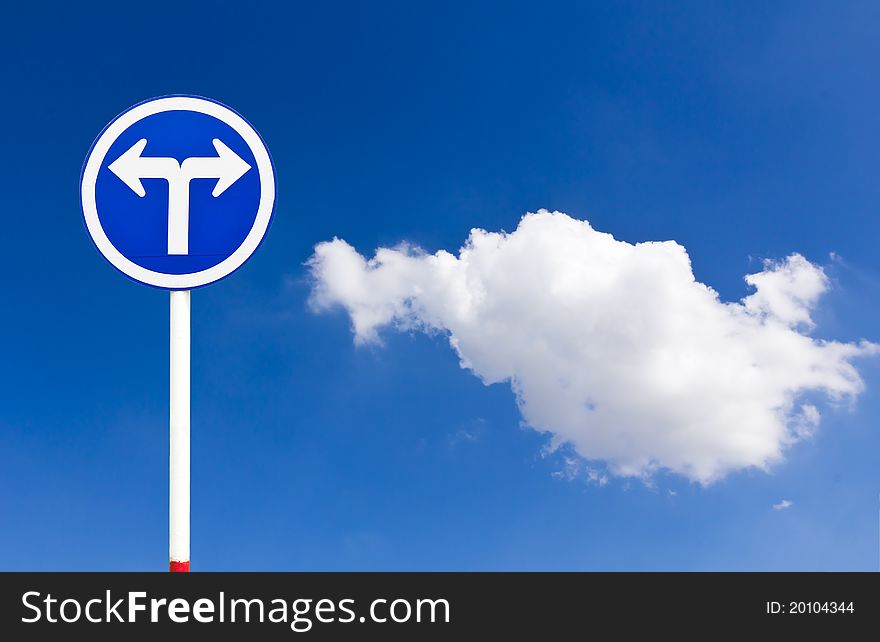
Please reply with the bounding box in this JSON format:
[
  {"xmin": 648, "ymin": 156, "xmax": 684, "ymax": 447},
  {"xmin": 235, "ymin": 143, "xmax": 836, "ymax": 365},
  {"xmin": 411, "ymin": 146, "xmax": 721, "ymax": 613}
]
[{"xmin": 81, "ymin": 95, "xmax": 276, "ymax": 289}]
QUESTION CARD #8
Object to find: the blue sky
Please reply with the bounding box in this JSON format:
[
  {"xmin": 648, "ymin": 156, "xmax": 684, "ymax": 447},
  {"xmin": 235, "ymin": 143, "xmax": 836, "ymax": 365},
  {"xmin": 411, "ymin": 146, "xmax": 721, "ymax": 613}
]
[{"xmin": 2, "ymin": 1, "xmax": 880, "ymax": 570}]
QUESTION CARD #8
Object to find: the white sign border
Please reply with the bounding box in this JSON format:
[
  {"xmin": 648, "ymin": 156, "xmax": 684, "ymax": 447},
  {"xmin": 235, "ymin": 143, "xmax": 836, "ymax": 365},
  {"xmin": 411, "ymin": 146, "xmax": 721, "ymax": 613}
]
[{"xmin": 81, "ymin": 96, "xmax": 275, "ymax": 289}]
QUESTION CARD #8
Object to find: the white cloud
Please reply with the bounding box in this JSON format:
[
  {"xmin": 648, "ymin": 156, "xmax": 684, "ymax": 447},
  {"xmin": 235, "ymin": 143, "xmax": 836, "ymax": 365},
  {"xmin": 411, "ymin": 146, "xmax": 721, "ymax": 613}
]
[
  {"xmin": 743, "ymin": 255, "xmax": 829, "ymax": 329},
  {"xmin": 773, "ymin": 499, "xmax": 793, "ymax": 510},
  {"xmin": 551, "ymin": 456, "xmax": 582, "ymax": 481},
  {"xmin": 586, "ymin": 467, "xmax": 609, "ymax": 487},
  {"xmin": 307, "ymin": 210, "xmax": 878, "ymax": 484},
  {"xmin": 448, "ymin": 418, "xmax": 485, "ymax": 447}
]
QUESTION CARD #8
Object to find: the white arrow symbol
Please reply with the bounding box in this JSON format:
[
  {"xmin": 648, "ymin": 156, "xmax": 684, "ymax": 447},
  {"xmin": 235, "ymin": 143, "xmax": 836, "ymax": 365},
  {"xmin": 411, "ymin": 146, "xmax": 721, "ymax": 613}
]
[{"xmin": 108, "ymin": 138, "xmax": 251, "ymax": 255}]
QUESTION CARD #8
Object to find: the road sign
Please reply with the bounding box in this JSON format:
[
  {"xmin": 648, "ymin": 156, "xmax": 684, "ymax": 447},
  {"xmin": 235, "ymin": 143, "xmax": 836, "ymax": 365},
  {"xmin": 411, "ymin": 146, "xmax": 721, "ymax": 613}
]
[
  {"xmin": 81, "ymin": 96, "xmax": 275, "ymax": 572},
  {"xmin": 81, "ymin": 95, "xmax": 276, "ymax": 289}
]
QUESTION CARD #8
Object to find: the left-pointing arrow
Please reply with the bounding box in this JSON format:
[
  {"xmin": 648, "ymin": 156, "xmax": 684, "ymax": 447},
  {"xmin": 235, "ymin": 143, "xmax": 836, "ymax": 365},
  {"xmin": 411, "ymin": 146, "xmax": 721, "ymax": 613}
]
[{"xmin": 108, "ymin": 138, "xmax": 181, "ymax": 197}]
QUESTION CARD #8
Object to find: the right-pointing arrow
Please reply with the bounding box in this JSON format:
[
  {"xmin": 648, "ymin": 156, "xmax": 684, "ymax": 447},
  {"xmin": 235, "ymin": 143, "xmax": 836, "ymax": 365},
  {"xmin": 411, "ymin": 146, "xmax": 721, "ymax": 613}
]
[{"xmin": 182, "ymin": 139, "xmax": 252, "ymax": 197}]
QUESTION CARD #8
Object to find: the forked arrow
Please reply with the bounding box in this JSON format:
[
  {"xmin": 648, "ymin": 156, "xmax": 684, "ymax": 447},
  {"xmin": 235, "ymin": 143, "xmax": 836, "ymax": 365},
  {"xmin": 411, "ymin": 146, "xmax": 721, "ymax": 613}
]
[{"xmin": 108, "ymin": 138, "xmax": 251, "ymax": 255}]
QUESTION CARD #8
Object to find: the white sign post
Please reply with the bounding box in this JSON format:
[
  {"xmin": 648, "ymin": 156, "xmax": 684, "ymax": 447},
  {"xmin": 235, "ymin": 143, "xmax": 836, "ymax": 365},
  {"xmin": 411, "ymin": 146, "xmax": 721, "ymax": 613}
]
[
  {"xmin": 81, "ymin": 96, "xmax": 276, "ymax": 571},
  {"xmin": 169, "ymin": 290, "xmax": 191, "ymax": 571}
]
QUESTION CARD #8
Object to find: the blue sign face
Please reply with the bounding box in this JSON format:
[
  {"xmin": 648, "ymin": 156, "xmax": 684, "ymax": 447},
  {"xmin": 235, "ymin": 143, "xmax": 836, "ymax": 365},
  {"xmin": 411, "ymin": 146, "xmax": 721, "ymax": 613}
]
[{"xmin": 81, "ymin": 96, "xmax": 276, "ymax": 289}]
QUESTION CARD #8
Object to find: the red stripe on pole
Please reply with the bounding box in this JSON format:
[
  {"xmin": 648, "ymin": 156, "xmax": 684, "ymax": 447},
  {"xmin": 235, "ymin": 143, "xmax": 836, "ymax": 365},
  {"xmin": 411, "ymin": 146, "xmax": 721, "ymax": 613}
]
[{"xmin": 170, "ymin": 560, "xmax": 190, "ymax": 573}]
